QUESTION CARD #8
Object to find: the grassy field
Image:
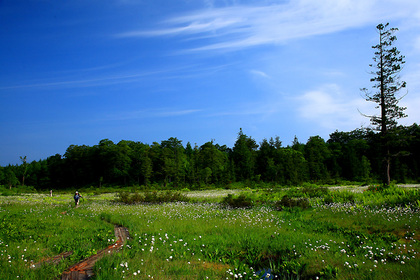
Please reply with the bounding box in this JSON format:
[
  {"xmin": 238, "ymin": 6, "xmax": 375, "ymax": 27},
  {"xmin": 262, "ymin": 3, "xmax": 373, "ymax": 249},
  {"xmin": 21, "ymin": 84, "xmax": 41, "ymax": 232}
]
[{"xmin": 0, "ymin": 186, "xmax": 419, "ymax": 279}]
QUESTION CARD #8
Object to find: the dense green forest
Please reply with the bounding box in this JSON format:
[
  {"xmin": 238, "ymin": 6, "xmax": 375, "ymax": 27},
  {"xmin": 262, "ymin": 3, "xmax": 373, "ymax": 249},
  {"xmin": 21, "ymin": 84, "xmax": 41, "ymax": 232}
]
[{"xmin": 1, "ymin": 125, "xmax": 419, "ymax": 190}]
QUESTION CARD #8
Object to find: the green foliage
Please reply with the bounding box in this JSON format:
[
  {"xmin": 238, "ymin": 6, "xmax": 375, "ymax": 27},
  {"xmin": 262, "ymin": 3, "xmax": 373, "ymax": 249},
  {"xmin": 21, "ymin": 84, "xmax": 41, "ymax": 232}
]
[
  {"xmin": 323, "ymin": 191, "xmax": 356, "ymax": 204},
  {"xmin": 0, "ymin": 124, "xmax": 420, "ymax": 192},
  {"xmin": 276, "ymin": 195, "xmax": 311, "ymax": 210},
  {"xmin": 305, "ymin": 136, "xmax": 330, "ymax": 182},
  {"xmin": 0, "ymin": 184, "xmax": 37, "ymax": 195},
  {"xmin": 0, "ymin": 198, "xmax": 115, "ymax": 279},
  {"xmin": 0, "ymin": 190, "xmax": 419, "ymax": 279},
  {"xmin": 222, "ymin": 193, "xmax": 254, "ymax": 208},
  {"xmin": 299, "ymin": 183, "xmax": 330, "ymax": 197},
  {"xmin": 319, "ymin": 265, "xmax": 339, "ymax": 279},
  {"xmin": 232, "ymin": 128, "xmax": 258, "ymax": 181},
  {"xmin": 2, "ymin": 125, "xmax": 420, "ymax": 191},
  {"xmin": 362, "ymin": 23, "xmax": 407, "ymax": 131},
  {"xmin": 366, "ymin": 185, "xmax": 420, "ymax": 207},
  {"xmin": 361, "ymin": 23, "xmax": 407, "ymax": 186},
  {"xmin": 116, "ymin": 190, "xmax": 190, "ymax": 204},
  {"xmin": 273, "ymin": 259, "xmax": 308, "ymax": 279}
]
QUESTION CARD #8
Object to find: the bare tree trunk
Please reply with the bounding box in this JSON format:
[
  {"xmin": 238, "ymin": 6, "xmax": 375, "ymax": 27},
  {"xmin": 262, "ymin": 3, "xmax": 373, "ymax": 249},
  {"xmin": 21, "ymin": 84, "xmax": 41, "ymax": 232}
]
[{"xmin": 382, "ymin": 157, "xmax": 391, "ymax": 186}]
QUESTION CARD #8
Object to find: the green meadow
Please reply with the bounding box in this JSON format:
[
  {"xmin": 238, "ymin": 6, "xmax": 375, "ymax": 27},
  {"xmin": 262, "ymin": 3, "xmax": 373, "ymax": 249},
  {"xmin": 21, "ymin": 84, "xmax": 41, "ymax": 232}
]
[{"xmin": 0, "ymin": 186, "xmax": 419, "ymax": 279}]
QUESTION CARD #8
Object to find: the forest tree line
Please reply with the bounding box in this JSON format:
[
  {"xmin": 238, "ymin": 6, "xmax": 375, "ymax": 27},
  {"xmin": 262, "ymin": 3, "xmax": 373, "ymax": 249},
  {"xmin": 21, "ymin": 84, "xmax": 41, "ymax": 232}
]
[{"xmin": 1, "ymin": 125, "xmax": 419, "ymax": 190}]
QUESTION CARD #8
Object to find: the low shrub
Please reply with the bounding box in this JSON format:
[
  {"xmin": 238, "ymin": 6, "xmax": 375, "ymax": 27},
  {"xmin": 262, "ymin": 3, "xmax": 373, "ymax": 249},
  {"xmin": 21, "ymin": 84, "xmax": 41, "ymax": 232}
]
[
  {"xmin": 0, "ymin": 185, "xmax": 37, "ymax": 195},
  {"xmin": 222, "ymin": 193, "xmax": 254, "ymax": 208},
  {"xmin": 323, "ymin": 190, "xmax": 356, "ymax": 204},
  {"xmin": 269, "ymin": 258, "xmax": 308, "ymax": 279},
  {"xmin": 275, "ymin": 195, "xmax": 310, "ymax": 210},
  {"xmin": 281, "ymin": 184, "xmax": 330, "ymax": 199},
  {"xmin": 319, "ymin": 264, "xmax": 339, "ymax": 279},
  {"xmin": 116, "ymin": 190, "xmax": 189, "ymax": 204},
  {"xmin": 0, "ymin": 188, "xmax": 16, "ymax": 196},
  {"xmin": 301, "ymin": 185, "xmax": 330, "ymax": 198},
  {"xmin": 366, "ymin": 184, "xmax": 388, "ymax": 192}
]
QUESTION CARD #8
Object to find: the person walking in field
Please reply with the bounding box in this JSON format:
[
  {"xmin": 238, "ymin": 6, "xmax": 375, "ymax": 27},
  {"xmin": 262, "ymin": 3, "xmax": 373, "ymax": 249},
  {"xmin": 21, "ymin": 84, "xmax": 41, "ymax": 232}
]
[{"xmin": 74, "ymin": 191, "xmax": 82, "ymax": 207}]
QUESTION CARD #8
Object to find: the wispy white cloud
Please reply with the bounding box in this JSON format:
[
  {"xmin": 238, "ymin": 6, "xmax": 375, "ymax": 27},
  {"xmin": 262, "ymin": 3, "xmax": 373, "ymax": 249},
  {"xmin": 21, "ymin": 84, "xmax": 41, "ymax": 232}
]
[
  {"xmin": 249, "ymin": 69, "xmax": 270, "ymax": 79},
  {"xmin": 117, "ymin": 0, "xmax": 420, "ymax": 52},
  {"xmin": 414, "ymin": 36, "xmax": 420, "ymax": 53},
  {"xmin": 118, "ymin": 17, "xmax": 241, "ymax": 37},
  {"xmin": 156, "ymin": 109, "xmax": 203, "ymax": 117},
  {"xmin": 0, "ymin": 64, "xmax": 218, "ymax": 91},
  {"xmin": 293, "ymin": 63, "xmax": 420, "ymax": 131},
  {"xmin": 401, "ymin": 95, "xmax": 420, "ymax": 125},
  {"xmin": 101, "ymin": 108, "xmax": 202, "ymax": 122},
  {"xmin": 296, "ymin": 84, "xmax": 373, "ymax": 130},
  {"xmin": 0, "ymin": 71, "xmax": 165, "ymax": 91},
  {"xmin": 400, "ymin": 63, "xmax": 420, "ymax": 124},
  {"xmin": 206, "ymin": 97, "xmax": 282, "ymax": 119}
]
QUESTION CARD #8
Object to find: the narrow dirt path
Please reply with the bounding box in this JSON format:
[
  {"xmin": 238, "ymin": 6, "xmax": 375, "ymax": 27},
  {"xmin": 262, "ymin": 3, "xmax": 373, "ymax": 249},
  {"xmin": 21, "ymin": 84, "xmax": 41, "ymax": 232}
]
[{"xmin": 60, "ymin": 225, "xmax": 129, "ymax": 280}]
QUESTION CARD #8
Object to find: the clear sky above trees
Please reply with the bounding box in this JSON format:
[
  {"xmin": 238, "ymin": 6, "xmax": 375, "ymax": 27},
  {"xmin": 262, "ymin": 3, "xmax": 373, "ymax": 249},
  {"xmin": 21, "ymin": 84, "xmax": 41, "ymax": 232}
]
[{"xmin": 1, "ymin": 0, "xmax": 420, "ymax": 165}]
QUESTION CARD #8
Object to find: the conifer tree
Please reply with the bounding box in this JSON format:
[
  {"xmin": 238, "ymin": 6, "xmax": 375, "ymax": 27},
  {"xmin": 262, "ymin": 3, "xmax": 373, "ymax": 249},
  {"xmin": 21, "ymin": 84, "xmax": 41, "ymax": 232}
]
[{"xmin": 361, "ymin": 23, "xmax": 407, "ymax": 186}]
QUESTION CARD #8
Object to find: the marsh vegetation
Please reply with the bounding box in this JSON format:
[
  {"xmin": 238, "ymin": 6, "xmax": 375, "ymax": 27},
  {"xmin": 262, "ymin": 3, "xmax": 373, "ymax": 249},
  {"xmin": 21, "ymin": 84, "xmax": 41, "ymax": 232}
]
[{"xmin": 0, "ymin": 185, "xmax": 419, "ymax": 279}]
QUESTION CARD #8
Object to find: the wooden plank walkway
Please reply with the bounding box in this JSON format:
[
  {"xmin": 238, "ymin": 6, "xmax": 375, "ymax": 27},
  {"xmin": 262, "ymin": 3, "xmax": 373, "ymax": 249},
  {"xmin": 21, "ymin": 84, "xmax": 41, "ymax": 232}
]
[
  {"xmin": 30, "ymin": 251, "xmax": 74, "ymax": 269},
  {"xmin": 30, "ymin": 225, "xmax": 129, "ymax": 280},
  {"xmin": 60, "ymin": 225, "xmax": 129, "ymax": 280}
]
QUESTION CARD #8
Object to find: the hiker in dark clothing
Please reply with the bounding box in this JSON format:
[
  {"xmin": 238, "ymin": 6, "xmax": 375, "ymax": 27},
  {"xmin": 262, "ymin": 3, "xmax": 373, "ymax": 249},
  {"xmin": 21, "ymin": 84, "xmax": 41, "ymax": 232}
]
[{"xmin": 74, "ymin": 191, "xmax": 82, "ymax": 206}]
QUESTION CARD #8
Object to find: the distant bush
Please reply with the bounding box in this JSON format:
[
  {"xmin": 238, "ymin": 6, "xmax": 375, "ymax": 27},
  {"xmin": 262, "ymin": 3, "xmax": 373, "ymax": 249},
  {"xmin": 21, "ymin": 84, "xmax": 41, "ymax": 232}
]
[
  {"xmin": 0, "ymin": 188, "xmax": 15, "ymax": 196},
  {"xmin": 301, "ymin": 184, "xmax": 330, "ymax": 198},
  {"xmin": 366, "ymin": 184, "xmax": 388, "ymax": 192},
  {"xmin": 364, "ymin": 185, "xmax": 420, "ymax": 207},
  {"xmin": 0, "ymin": 185, "xmax": 37, "ymax": 196},
  {"xmin": 282, "ymin": 183, "xmax": 330, "ymax": 199},
  {"xmin": 323, "ymin": 190, "xmax": 356, "ymax": 204},
  {"xmin": 116, "ymin": 190, "xmax": 190, "ymax": 204},
  {"xmin": 275, "ymin": 195, "xmax": 310, "ymax": 210},
  {"xmin": 222, "ymin": 193, "xmax": 254, "ymax": 208}
]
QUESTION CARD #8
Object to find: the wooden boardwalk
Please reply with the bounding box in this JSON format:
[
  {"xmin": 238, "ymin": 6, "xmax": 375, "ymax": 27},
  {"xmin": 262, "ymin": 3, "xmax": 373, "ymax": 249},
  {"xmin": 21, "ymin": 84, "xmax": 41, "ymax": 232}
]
[
  {"xmin": 30, "ymin": 251, "xmax": 74, "ymax": 269},
  {"xmin": 30, "ymin": 225, "xmax": 129, "ymax": 280},
  {"xmin": 60, "ymin": 225, "xmax": 129, "ymax": 280}
]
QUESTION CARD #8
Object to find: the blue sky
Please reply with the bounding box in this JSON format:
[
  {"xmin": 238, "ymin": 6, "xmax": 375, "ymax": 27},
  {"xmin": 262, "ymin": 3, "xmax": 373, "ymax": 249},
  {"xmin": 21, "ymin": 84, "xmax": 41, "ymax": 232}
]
[{"xmin": 1, "ymin": 0, "xmax": 419, "ymax": 166}]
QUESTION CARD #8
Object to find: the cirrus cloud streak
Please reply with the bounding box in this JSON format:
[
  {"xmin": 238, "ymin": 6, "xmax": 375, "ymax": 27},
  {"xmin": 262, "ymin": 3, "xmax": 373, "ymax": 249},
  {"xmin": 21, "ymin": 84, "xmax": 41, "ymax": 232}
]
[{"xmin": 117, "ymin": 0, "xmax": 419, "ymax": 52}]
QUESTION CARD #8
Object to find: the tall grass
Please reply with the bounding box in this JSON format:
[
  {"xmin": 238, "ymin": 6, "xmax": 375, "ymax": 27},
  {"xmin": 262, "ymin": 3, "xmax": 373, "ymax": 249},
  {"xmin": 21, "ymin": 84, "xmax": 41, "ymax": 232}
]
[
  {"xmin": 0, "ymin": 196, "xmax": 115, "ymax": 279},
  {"xmin": 0, "ymin": 186, "xmax": 419, "ymax": 279}
]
